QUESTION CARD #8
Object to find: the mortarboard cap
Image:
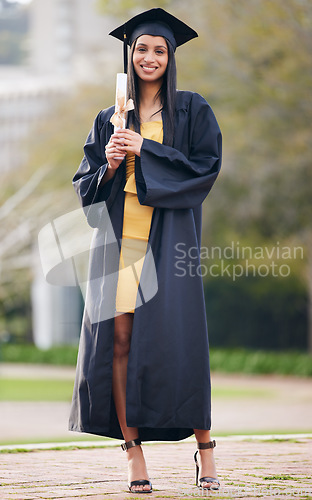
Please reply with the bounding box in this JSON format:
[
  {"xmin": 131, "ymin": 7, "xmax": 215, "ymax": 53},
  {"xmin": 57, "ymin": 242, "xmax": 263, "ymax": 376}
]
[{"xmin": 109, "ymin": 8, "xmax": 198, "ymax": 73}]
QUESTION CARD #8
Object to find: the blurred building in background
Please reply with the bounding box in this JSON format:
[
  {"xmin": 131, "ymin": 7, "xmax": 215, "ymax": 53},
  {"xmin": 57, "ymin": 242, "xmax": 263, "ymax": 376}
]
[
  {"xmin": 0, "ymin": 69, "xmax": 68, "ymax": 172},
  {"xmin": 0, "ymin": 0, "xmax": 117, "ymax": 348},
  {"xmin": 0, "ymin": 0, "xmax": 115, "ymax": 173},
  {"xmin": 29, "ymin": 0, "xmax": 115, "ymax": 81}
]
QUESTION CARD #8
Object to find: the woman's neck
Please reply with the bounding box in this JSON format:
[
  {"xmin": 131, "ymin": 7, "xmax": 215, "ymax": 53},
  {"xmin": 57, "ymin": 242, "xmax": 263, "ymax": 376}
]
[{"xmin": 138, "ymin": 79, "xmax": 163, "ymax": 122}]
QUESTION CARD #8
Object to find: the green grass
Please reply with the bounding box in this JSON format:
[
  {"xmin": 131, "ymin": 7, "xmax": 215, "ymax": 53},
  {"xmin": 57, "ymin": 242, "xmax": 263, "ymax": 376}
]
[
  {"xmin": 263, "ymin": 475, "xmax": 297, "ymax": 481},
  {"xmin": 0, "ymin": 378, "xmax": 74, "ymax": 401},
  {"xmin": 0, "ymin": 435, "xmax": 109, "ymax": 446},
  {"xmin": 1, "ymin": 343, "xmax": 312, "ymax": 376},
  {"xmin": 0, "ymin": 431, "xmax": 311, "ymax": 450},
  {"xmin": 212, "ymin": 387, "xmax": 275, "ymax": 398},
  {"xmin": 0, "ymin": 437, "xmax": 116, "ymax": 453},
  {"xmin": 0, "ymin": 378, "xmax": 273, "ymax": 402}
]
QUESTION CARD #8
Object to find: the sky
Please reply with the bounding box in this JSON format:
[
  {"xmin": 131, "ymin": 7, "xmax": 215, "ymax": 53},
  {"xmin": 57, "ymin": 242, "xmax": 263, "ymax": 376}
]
[{"xmin": 7, "ymin": 0, "xmax": 32, "ymax": 3}]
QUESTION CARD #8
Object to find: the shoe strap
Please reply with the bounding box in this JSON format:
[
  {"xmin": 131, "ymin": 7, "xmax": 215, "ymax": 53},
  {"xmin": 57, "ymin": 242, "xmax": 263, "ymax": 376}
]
[
  {"xmin": 121, "ymin": 437, "xmax": 141, "ymax": 451},
  {"xmin": 197, "ymin": 440, "xmax": 216, "ymax": 449},
  {"xmin": 199, "ymin": 476, "xmax": 220, "ymax": 483}
]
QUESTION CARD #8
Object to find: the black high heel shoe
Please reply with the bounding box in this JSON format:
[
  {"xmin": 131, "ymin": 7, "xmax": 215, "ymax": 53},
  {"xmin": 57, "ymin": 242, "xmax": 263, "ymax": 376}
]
[
  {"xmin": 194, "ymin": 440, "xmax": 220, "ymax": 490},
  {"xmin": 121, "ymin": 438, "xmax": 152, "ymax": 494}
]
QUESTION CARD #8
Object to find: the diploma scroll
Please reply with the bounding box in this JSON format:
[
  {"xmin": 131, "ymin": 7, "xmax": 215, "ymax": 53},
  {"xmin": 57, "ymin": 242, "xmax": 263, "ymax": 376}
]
[
  {"xmin": 110, "ymin": 73, "xmax": 134, "ymax": 160},
  {"xmin": 110, "ymin": 73, "xmax": 134, "ymax": 130}
]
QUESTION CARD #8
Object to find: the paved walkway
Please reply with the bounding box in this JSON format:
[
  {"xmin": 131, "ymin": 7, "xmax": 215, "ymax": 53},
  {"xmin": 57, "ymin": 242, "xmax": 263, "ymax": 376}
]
[
  {"xmin": 1, "ymin": 436, "xmax": 312, "ymax": 499},
  {"xmin": 1, "ymin": 366, "xmax": 312, "ymax": 499}
]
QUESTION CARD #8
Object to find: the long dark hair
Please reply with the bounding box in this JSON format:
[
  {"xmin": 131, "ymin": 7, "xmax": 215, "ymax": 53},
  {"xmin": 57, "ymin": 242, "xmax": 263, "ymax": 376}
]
[{"xmin": 127, "ymin": 38, "xmax": 177, "ymax": 147}]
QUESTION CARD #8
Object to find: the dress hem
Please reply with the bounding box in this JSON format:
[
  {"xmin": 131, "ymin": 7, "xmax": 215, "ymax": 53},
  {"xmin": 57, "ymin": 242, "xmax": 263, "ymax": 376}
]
[{"xmin": 68, "ymin": 424, "xmax": 209, "ymax": 442}]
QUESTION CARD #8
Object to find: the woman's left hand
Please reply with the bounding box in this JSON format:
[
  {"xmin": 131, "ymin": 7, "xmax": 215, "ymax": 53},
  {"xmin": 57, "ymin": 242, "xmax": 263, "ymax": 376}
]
[{"xmin": 111, "ymin": 129, "xmax": 144, "ymax": 157}]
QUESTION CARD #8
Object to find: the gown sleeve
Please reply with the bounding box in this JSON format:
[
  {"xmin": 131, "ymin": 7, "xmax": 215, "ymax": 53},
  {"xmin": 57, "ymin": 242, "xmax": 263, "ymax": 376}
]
[
  {"xmin": 135, "ymin": 93, "xmax": 222, "ymax": 209},
  {"xmin": 72, "ymin": 108, "xmax": 121, "ymax": 214}
]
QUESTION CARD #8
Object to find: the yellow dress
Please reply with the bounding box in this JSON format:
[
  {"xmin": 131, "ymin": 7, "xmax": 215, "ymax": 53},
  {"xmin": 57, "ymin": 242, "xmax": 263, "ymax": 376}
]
[{"xmin": 115, "ymin": 120, "xmax": 163, "ymax": 313}]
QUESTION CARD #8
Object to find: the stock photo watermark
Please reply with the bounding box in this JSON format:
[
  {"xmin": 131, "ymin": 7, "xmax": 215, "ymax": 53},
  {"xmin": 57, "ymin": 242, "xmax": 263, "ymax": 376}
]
[
  {"xmin": 174, "ymin": 241, "xmax": 304, "ymax": 281},
  {"xmin": 183, "ymin": 484, "xmax": 312, "ymax": 497},
  {"xmin": 38, "ymin": 202, "xmax": 306, "ymax": 319},
  {"xmin": 38, "ymin": 201, "xmax": 158, "ymax": 322}
]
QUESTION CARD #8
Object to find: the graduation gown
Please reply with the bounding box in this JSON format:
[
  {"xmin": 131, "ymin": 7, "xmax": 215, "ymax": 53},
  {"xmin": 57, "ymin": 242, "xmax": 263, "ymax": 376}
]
[{"xmin": 68, "ymin": 90, "xmax": 222, "ymax": 442}]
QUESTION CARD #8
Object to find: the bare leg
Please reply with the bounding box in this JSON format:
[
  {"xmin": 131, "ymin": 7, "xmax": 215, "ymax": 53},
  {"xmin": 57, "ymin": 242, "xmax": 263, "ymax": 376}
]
[
  {"xmin": 112, "ymin": 313, "xmax": 151, "ymax": 492},
  {"xmin": 194, "ymin": 429, "xmax": 218, "ymax": 488}
]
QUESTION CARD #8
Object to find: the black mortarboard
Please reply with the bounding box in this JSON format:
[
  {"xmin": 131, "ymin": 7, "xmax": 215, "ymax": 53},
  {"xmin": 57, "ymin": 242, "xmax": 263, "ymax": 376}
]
[{"xmin": 109, "ymin": 8, "xmax": 198, "ymax": 73}]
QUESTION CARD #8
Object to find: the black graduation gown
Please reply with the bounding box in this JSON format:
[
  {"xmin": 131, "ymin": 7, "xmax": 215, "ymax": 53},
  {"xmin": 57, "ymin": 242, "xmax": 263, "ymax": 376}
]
[{"xmin": 68, "ymin": 90, "xmax": 222, "ymax": 442}]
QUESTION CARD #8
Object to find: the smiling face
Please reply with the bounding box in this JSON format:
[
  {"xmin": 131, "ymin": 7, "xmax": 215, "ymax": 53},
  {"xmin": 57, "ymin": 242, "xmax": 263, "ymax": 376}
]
[{"xmin": 132, "ymin": 34, "xmax": 169, "ymax": 83}]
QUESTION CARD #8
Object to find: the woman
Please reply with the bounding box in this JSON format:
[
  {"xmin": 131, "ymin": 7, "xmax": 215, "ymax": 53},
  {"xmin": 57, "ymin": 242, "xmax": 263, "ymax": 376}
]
[{"xmin": 69, "ymin": 8, "xmax": 222, "ymax": 494}]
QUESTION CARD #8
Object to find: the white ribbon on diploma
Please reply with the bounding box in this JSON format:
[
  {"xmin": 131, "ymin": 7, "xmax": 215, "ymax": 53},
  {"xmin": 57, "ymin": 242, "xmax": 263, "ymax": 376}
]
[{"xmin": 110, "ymin": 73, "xmax": 134, "ymax": 131}]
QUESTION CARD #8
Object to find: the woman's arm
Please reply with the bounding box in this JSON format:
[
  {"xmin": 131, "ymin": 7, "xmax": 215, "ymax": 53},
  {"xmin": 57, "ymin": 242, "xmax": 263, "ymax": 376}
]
[{"xmin": 73, "ymin": 109, "xmax": 124, "ymax": 209}]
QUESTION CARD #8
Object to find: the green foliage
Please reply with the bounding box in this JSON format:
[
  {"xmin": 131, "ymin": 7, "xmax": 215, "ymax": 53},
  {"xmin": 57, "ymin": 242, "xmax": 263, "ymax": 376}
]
[
  {"xmin": 0, "ymin": 344, "xmax": 78, "ymax": 365},
  {"xmin": 209, "ymin": 348, "xmax": 312, "ymax": 377},
  {"xmin": 187, "ymin": 0, "xmax": 312, "ymax": 350},
  {"xmin": 1, "ymin": 343, "xmax": 311, "ymax": 377},
  {"xmin": 189, "ymin": 0, "xmax": 312, "ymax": 238},
  {"xmin": 0, "ymin": 280, "xmax": 32, "ymax": 342},
  {"xmin": 205, "ymin": 273, "xmax": 307, "ymax": 350}
]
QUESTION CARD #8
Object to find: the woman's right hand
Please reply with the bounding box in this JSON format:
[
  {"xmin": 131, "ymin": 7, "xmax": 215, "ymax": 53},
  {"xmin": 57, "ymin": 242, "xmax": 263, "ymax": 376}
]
[
  {"xmin": 105, "ymin": 134, "xmax": 126, "ymax": 170},
  {"xmin": 101, "ymin": 135, "xmax": 127, "ymax": 185}
]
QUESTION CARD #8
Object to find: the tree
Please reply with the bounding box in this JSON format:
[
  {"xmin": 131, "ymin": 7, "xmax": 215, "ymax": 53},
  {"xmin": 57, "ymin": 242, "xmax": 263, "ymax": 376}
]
[{"xmin": 194, "ymin": 0, "xmax": 312, "ymax": 351}]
